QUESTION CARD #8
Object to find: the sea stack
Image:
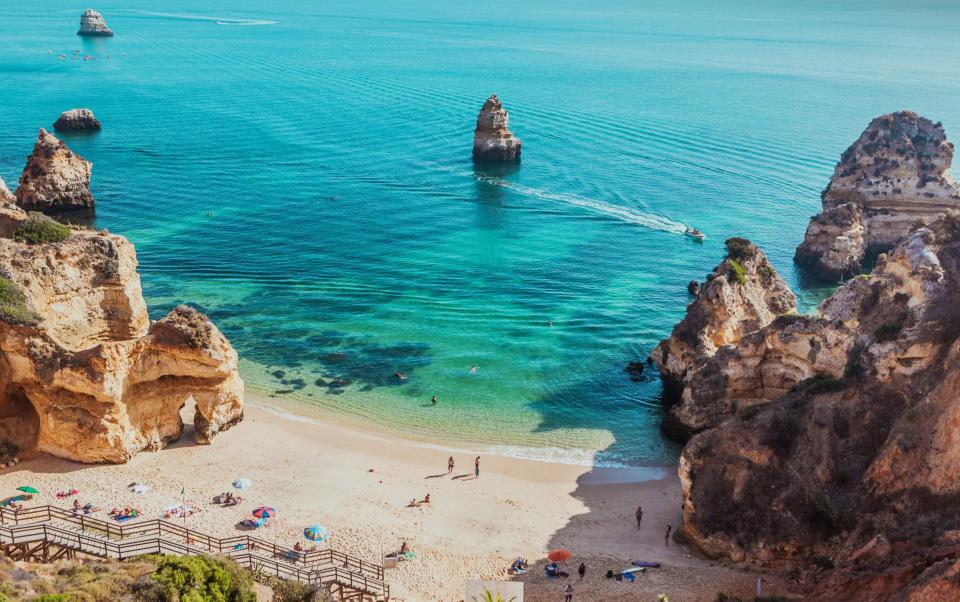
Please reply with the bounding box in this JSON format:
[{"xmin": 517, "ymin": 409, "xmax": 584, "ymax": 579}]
[
  {"xmin": 77, "ymin": 9, "xmax": 113, "ymax": 37},
  {"xmin": 650, "ymin": 237, "xmax": 798, "ymax": 440},
  {"xmin": 15, "ymin": 129, "xmax": 95, "ymax": 213},
  {"xmin": 53, "ymin": 109, "xmax": 102, "ymax": 132},
  {"xmin": 795, "ymin": 111, "xmax": 960, "ymax": 280},
  {"xmin": 472, "ymin": 94, "xmax": 522, "ymax": 163}
]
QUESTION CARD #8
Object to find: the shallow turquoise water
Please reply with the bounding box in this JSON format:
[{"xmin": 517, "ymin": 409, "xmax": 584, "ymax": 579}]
[{"xmin": 1, "ymin": 1, "xmax": 958, "ymax": 466}]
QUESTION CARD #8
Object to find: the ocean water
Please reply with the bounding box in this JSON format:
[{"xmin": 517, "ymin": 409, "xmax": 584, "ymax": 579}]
[{"xmin": 1, "ymin": 1, "xmax": 958, "ymax": 467}]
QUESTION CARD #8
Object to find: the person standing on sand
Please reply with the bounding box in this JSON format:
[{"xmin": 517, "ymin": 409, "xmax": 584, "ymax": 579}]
[
  {"xmin": 448, "ymin": 456, "xmax": 455, "ymax": 474},
  {"xmin": 563, "ymin": 582, "xmax": 573, "ymax": 601},
  {"xmin": 664, "ymin": 524, "xmax": 671, "ymax": 545},
  {"xmin": 475, "ymin": 456, "xmax": 480, "ymax": 478},
  {"xmin": 578, "ymin": 562, "xmax": 586, "ymax": 581},
  {"xmin": 635, "ymin": 505, "xmax": 643, "ymax": 529}
]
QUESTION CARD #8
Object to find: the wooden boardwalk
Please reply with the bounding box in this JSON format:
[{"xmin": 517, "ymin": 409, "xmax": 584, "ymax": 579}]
[{"xmin": 0, "ymin": 505, "xmax": 389, "ymax": 602}]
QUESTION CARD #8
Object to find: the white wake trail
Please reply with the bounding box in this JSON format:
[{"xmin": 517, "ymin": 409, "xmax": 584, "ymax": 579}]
[{"xmin": 477, "ymin": 176, "xmax": 688, "ymax": 234}]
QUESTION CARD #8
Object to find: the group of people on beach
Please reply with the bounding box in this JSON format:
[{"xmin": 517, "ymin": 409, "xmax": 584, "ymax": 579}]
[
  {"xmin": 445, "ymin": 455, "xmax": 481, "ymax": 478},
  {"xmin": 635, "ymin": 504, "xmax": 672, "ymax": 545}
]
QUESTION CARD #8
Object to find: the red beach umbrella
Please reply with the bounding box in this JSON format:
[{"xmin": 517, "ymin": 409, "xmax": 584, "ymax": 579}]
[
  {"xmin": 252, "ymin": 506, "xmax": 276, "ymax": 519},
  {"xmin": 547, "ymin": 548, "xmax": 572, "ymax": 563}
]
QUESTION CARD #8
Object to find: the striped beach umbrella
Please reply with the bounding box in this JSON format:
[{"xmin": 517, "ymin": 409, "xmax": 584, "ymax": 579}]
[
  {"xmin": 303, "ymin": 525, "xmax": 329, "ymax": 542},
  {"xmin": 252, "ymin": 506, "xmax": 276, "ymax": 519}
]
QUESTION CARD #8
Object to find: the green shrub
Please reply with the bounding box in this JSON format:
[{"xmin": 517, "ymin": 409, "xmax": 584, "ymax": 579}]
[
  {"xmin": 14, "ymin": 213, "xmax": 71, "ymax": 245},
  {"xmin": 727, "ymin": 260, "xmax": 747, "ymax": 285},
  {"xmin": 724, "ymin": 237, "xmax": 754, "ymax": 261},
  {"xmin": 32, "ymin": 596, "xmax": 74, "ymax": 602},
  {"xmin": 791, "ymin": 374, "xmax": 844, "ymax": 395},
  {"xmin": 874, "ymin": 322, "xmax": 903, "ymax": 342},
  {"xmin": 150, "ymin": 556, "xmax": 255, "ymax": 602},
  {"xmin": 268, "ymin": 579, "xmax": 333, "ymax": 602},
  {"xmin": 0, "ymin": 277, "xmax": 39, "ymax": 326}
]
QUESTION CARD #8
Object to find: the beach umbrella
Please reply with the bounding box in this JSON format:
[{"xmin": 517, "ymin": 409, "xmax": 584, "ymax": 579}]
[
  {"xmin": 547, "ymin": 549, "xmax": 572, "ymax": 563},
  {"xmin": 232, "ymin": 478, "xmax": 252, "ymax": 490},
  {"xmin": 303, "ymin": 525, "xmax": 329, "ymax": 542},
  {"xmin": 16, "ymin": 486, "xmax": 39, "ymax": 494},
  {"xmin": 252, "ymin": 506, "xmax": 276, "ymax": 519},
  {"xmin": 131, "ymin": 484, "xmax": 150, "ymax": 494}
]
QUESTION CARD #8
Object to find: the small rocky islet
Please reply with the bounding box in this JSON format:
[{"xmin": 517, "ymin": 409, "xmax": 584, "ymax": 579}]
[
  {"xmin": 77, "ymin": 9, "xmax": 113, "ymax": 37},
  {"xmin": 53, "ymin": 108, "xmax": 102, "ymax": 132},
  {"xmin": 472, "ymin": 93, "xmax": 522, "ymax": 163}
]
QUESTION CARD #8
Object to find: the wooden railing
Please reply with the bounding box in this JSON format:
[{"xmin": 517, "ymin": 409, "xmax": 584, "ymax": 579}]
[
  {"xmin": 0, "ymin": 506, "xmax": 388, "ymax": 600},
  {"xmin": 0, "ymin": 505, "xmax": 383, "ymax": 579}
]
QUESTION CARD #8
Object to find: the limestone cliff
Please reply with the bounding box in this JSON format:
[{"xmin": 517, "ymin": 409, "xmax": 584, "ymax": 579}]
[
  {"xmin": 651, "ymin": 238, "xmax": 796, "ymax": 440},
  {"xmin": 16, "ymin": 129, "xmax": 94, "ymax": 214},
  {"xmin": 0, "ymin": 227, "xmax": 243, "ymax": 463},
  {"xmin": 472, "ymin": 94, "xmax": 522, "ymax": 163},
  {"xmin": 53, "ymin": 109, "xmax": 102, "ymax": 132},
  {"xmin": 77, "ymin": 10, "xmax": 113, "ymax": 37},
  {"xmin": 796, "ymin": 111, "xmax": 960, "ymax": 280},
  {"xmin": 680, "ymin": 214, "xmax": 960, "ymax": 601},
  {"xmin": 0, "ymin": 178, "xmax": 13, "ymax": 205}
]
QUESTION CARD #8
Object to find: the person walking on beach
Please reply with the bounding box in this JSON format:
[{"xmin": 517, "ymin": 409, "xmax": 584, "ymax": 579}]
[
  {"xmin": 577, "ymin": 562, "xmax": 586, "ymax": 581},
  {"xmin": 475, "ymin": 456, "xmax": 480, "ymax": 478},
  {"xmin": 635, "ymin": 505, "xmax": 643, "ymax": 529},
  {"xmin": 563, "ymin": 582, "xmax": 573, "ymax": 602},
  {"xmin": 448, "ymin": 456, "xmax": 455, "ymax": 474},
  {"xmin": 664, "ymin": 524, "xmax": 672, "ymax": 546},
  {"xmin": 431, "ymin": 395, "xmax": 437, "ymax": 406}
]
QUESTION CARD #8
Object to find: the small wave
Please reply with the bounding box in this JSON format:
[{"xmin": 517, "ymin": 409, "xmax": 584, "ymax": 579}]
[
  {"xmin": 477, "ymin": 176, "xmax": 688, "ymax": 234},
  {"xmin": 134, "ymin": 11, "xmax": 276, "ymax": 26}
]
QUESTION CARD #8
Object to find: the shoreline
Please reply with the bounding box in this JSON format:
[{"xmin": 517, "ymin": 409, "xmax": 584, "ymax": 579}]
[
  {"xmin": 245, "ymin": 390, "xmax": 676, "ymax": 477},
  {"xmin": 0, "ymin": 397, "xmax": 781, "ymax": 601}
]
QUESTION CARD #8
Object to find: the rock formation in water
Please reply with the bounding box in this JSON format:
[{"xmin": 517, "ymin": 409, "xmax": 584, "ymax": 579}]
[
  {"xmin": 677, "ymin": 213, "xmax": 960, "ymax": 600},
  {"xmin": 53, "ymin": 109, "xmax": 102, "ymax": 132},
  {"xmin": 651, "ymin": 238, "xmax": 796, "ymax": 440},
  {"xmin": 472, "ymin": 94, "xmax": 522, "ymax": 163},
  {"xmin": 77, "ymin": 9, "xmax": 113, "ymax": 37},
  {"xmin": 15, "ymin": 129, "xmax": 94, "ymax": 213},
  {"xmin": 796, "ymin": 111, "xmax": 960, "ymax": 280},
  {"xmin": 0, "ymin": 222, "xmax": 243, "ymax": 464}
]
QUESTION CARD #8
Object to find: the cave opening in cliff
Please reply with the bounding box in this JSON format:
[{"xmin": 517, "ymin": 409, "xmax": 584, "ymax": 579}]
[{"xmin": 0, "ymin": 386, "xmax": 40, "ymax": 456}]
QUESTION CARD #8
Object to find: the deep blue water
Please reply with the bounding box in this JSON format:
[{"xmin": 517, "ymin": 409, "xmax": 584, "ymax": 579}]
[{"xmin": 0, "ymin": 1, "xmax": 958, "ymax": 466}]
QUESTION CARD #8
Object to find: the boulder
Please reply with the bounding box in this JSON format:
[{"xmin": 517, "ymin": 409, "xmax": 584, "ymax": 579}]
[
  {"xmin": 0, "ymin": 177, "xmax": 13, "ymax": 204},
  {"xmin": 15, "ymin": 129, "xmax": 94, "ymax": 213},
  {"xmin": 680, "ymin": 213, "xmax": 960, "ymax": 600},
  {"xmin": 0, "ymin": 229, "xmax": 243, "ymax": 463},
  {"xmin": 53, "ymin": 109, "xmax": 102, "ymax": 132},
  {"xmin": 796, "ymin": 111, "xmax": 960, "ymax": 279},
  {"xmin": 651, "ymin": 237, "xmax": 796, "ymax": 439},
  {"xmin": 77, "ymin": 9, "xmax": 113, "ymax": 37},
  {"xmin": 473, "ymin": 94, "xmax": 522, "ymax": 163}
]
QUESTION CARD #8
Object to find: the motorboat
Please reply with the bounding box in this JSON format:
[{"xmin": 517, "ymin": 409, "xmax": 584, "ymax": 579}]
[{"xmin": 684, "ymin": 226, "xmax": 705, "ymax": 241}]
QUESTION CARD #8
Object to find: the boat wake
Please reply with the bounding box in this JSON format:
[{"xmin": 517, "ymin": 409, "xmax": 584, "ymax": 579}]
[
  {"xmin": 476, "ymin": 176, "xmax": 688, "ymax": 234},
  {"xmin": 133, "ymin": 11, "xmax": 276, "ymax": 26}
]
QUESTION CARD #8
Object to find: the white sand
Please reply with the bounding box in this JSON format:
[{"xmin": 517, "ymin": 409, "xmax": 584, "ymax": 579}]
[{"xmin": 0, "ymin": 398, "xmax": 783, "ymax": 601}]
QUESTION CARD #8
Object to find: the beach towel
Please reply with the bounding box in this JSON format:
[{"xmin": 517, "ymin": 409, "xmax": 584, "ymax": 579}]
[
  {"xmin": 631, "ymin": 561, "xmax": 661, "ymax": 568},
  {"xmin": 114, "ymin": 514, "xmax": 135, "ymax": 522},
  {"xmin": 623, "ymin": 572, "xmax": 636, "ymax": 582}
]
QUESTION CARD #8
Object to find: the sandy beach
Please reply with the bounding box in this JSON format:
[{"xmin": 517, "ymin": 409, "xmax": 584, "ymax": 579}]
[{"xmin": 0, "ymin": 397, "xmax": 781, "ymax": 601}]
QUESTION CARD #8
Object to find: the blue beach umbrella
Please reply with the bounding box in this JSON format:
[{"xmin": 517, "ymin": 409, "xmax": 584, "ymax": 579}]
[
  {"xmin": 303, "ymin": 525, "xmax": 329, "ymax": 542},
  {"xmin": 233, "ymin": 478, "xmax": 252, "ymax": 490},
  {"xmin": 252, "ymin": 506, "xmax": 276, "ymax": 519}
]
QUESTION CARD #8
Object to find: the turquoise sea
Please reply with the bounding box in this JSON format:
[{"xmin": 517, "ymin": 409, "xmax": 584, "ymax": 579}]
[{"xmin": 1, "ymin": 1, "xmax": 958, "ymax": 467}]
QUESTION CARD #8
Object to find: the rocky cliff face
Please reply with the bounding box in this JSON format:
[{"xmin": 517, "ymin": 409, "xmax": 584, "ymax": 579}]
[
  {"xmin": 651, "ymin": 238, "xmax": 796, "ymax": 440},
  {"xmin": 53, "ymin": 109, "xmax": 102, "ymax": 132},
  {"xmin": 473, "ymin": 94, "xmax": 522, "ymax": 163},
  {"xmin": 0, "ymin": 227, "xmax": 243, "ymax": 463},
  {"xmin": 679, "ymin": 214, "xmax": 960, "ymax": 600},
  {"xmin": 0, "ymin": 178, "xmax": 13, "ymax": 205},
  {"xmin": 16, "ymin": 129, "xmax": 94, "ymax": 214},
  {"xmin": 796, "ymin": 111, "xmax": 960, "ymax": 280},
  {"xmin": 77, "ymin": 9, "xmax": 113, "ymax": 37}
]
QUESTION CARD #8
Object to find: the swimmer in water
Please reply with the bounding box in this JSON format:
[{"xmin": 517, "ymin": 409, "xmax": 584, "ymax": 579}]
[
  {"xmin": 470, "ymin": 365, "xmax": 478, "ymax": 374},
  {"xmin": 547, "ymin": 320, "xmax": 553, "ymax": 327}
]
